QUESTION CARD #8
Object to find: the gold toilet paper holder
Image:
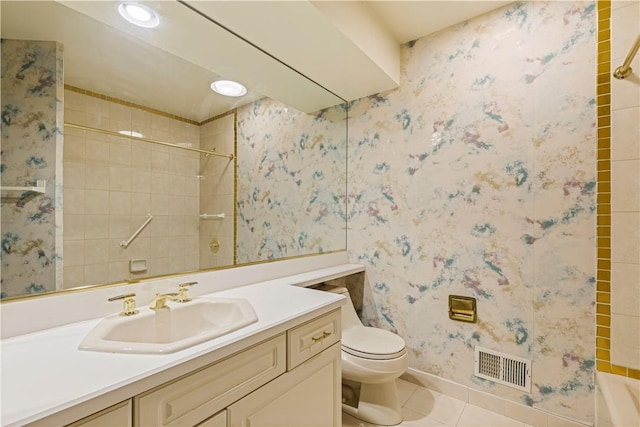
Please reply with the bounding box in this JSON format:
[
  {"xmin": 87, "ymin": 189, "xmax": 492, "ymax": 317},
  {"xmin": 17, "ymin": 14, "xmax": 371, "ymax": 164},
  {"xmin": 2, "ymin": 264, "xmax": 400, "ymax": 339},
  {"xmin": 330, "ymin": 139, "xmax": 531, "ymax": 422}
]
[{"xmin": 448, "ymin": 295, "xmax": 477, "ymax": 323}]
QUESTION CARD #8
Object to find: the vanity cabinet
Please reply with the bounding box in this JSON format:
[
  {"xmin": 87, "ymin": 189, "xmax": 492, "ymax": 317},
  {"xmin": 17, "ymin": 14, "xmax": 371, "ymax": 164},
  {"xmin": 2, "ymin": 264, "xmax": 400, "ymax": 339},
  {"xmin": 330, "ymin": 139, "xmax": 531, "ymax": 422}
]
[
  {"xmin": 66, "ymin": 400, "xmax": 132, "ymax": 427},
  {"xmin": 132, "ymin": 309, "xmax": 341, "ymax": 427},
  {"xmin": 135, "ymin": 335, "xmax": 286, "ymax": 426},
  {"xmin": 228, "ymin": 342, "xmax": 341, "ymax": 426}
]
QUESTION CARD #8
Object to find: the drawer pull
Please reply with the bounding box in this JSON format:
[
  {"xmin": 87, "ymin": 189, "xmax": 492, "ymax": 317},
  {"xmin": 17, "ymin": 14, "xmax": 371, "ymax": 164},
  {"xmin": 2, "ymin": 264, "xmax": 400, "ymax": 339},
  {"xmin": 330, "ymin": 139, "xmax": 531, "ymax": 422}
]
[{"xmin": 311, "ymin": 331, "xmax": 332, "ymax": 342}]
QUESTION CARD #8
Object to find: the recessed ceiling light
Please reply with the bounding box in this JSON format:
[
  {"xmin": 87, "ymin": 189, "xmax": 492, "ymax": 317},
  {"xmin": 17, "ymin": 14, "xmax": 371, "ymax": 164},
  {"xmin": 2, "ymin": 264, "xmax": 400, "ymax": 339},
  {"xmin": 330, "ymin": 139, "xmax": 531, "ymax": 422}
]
[
  {"xmin": 210, "ymin": 80, "xmax": 247, "ymax": 97},
  {"xmin": 117, "ymin": 2, "xmax": 160, "ymax": 28},
  {"xmin": 118, "ymin": 130, "xmax": 144, "ymax": 138}
]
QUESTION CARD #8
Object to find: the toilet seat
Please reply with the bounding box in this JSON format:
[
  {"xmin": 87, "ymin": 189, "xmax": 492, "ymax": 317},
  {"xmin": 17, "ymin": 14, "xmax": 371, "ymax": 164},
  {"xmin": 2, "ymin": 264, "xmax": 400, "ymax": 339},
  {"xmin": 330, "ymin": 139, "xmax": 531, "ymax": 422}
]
[{"xmin": 342, "ymin": 327, "xmax": 406, "ymax": 360}]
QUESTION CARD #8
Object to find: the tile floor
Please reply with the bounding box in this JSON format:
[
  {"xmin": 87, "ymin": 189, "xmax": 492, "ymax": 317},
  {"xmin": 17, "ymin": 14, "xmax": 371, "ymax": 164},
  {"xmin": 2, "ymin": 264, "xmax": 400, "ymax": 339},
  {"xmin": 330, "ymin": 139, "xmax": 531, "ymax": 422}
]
[{"xmin": 342, "ymin": 379, "xmax": 533, "ymax": 427}]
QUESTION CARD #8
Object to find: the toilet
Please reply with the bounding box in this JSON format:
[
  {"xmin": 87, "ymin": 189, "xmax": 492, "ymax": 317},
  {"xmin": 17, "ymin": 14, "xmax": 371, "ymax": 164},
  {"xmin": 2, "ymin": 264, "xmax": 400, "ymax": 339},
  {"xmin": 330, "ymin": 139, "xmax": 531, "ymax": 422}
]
[{"xmin": 316, "ymin": 284, "xmax": 408, "ymax": 426}]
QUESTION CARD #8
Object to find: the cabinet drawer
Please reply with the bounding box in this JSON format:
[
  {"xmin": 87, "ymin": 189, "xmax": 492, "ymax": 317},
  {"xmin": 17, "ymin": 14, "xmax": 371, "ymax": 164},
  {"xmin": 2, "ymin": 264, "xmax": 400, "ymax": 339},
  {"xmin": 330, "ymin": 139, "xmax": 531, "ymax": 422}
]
[
  {"xmin": 195, "ymin": 410, "xmax": 226, "ymax": 427},
  {"xmin": 287, "ymin": 309, "xmax": 340, "ymax": 369},
  {"xmin": 135, "ymin": 334, "xmax": 286, "ymax": 426},
  {"xmin": 65, "ymin": 400, "xmax": 131, "ymax": 427}
]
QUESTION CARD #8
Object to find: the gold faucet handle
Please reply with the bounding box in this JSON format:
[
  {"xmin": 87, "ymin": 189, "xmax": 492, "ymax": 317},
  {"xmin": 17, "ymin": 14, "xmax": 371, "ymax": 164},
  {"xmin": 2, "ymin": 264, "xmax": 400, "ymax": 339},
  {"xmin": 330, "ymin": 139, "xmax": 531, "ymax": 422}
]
[
  {"xmin": 108, "ymin": 293, "xmax": 139, "ymax": 316},
  {"xmin": 150, "ymin": 292, "xmax": 180, "ymax": 310},
  {"xmin": 177, "ymin": 281, "xmax": 198, "ymax": 302}
]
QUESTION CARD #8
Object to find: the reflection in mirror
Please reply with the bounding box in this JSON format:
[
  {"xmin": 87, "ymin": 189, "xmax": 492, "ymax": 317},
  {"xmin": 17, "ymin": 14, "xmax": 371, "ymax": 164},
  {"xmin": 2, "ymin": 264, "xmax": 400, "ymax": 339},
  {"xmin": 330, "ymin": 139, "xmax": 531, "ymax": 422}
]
[{"xmin": 0, "ymin": 1, "xmax": 347, "ymax": 300}]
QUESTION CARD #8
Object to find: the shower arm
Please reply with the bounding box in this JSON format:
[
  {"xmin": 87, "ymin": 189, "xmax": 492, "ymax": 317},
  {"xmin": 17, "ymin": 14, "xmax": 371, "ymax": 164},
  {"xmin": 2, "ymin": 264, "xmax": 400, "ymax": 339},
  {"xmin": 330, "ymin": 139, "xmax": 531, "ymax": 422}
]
[{"xmin": 613, "ymin": 34, "xmax": 640, "ymax": 80}]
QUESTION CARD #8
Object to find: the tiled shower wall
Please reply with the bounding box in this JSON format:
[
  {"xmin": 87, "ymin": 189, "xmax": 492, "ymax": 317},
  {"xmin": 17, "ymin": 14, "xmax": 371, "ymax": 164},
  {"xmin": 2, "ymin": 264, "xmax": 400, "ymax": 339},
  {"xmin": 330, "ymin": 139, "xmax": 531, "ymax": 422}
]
[
  {"xmin": 347, "ymin": 1, "xmax": 596, "ymax": 423},
  {"xmin": 1, "ymin": 40, "xmax": 64, "ymax": 298},
  {"xmin": 199, "ymin": 112, "xmax": 235, "ymax": 270},
  {"xmin": 598, "ymin": 0, "xmax": 640, "ymax": 375},
  {"xmin": 62, "ymin": 89, "xmax": 200, "ymax": 287}
]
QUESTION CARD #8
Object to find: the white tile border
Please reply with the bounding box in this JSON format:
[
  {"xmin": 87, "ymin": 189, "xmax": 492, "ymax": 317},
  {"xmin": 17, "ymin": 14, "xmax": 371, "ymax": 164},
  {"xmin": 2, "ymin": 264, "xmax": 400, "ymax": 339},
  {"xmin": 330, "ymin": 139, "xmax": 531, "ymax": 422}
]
[{"xmin": 400, "ymin": 368, "xmax": 591, "ymax": 427}]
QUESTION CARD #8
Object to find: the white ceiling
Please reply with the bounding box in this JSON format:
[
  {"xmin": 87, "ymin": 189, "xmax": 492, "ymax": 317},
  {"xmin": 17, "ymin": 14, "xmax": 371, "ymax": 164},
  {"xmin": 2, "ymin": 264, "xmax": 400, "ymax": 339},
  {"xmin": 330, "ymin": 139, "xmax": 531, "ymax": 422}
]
[
  {"xmin": 366, "ymin": 1, "xmax": 513, "ymax": 44},
  {"xmin": 1, "ymin": 1, "xmax": 513, "ymax": 120}
]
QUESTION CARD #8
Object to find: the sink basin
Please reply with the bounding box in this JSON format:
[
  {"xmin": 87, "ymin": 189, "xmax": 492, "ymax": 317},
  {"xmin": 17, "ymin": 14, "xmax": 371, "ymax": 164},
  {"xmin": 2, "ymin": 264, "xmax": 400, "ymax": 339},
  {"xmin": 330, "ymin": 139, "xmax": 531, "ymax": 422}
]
[{"xmin": 79, "ymin": 297, "xmax": 258, "ymax": 354}]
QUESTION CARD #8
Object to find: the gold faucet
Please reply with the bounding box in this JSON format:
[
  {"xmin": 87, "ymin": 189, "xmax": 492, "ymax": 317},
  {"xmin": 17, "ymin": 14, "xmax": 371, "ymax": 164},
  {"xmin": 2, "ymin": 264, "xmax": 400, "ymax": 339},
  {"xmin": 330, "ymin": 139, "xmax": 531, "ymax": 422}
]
[
  {"xmin": 177, "ymin": 281, "xmax": 197, "ymax": 302},
  {"xmin": 149, "ymin": 292, "xmax": 180, "ymax": 310},
  {"xmin": 108, "ymin": 293, "xmax": 139, "ymax": 316}
]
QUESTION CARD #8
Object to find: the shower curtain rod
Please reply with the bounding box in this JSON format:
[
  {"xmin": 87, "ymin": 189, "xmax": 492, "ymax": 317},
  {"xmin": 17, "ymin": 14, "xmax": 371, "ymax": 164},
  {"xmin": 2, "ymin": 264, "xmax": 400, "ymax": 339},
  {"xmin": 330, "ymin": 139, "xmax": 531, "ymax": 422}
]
[
  {"xmin": 63, "ymin": 122, "xmax": 234, "ymax": 159},
  {"xmin": 613, "ymin": 33, "xmax": 640, "ymax": 80}
]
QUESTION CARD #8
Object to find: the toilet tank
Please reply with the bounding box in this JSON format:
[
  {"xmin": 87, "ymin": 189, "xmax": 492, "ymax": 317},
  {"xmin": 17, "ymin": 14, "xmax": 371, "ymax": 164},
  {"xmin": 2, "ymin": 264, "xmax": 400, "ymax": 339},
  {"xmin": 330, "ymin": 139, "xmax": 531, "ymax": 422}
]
[{"xmin": 312, "ymin": 284, "xmax": 363, "ymax": 330}]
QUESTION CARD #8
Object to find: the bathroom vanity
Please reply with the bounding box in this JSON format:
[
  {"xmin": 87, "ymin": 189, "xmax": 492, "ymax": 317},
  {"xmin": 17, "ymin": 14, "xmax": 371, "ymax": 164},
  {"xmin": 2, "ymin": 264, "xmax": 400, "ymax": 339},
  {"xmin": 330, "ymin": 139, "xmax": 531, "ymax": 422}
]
[
  {"xmin": 69, "ymin": 310, "xmax": 341, "ymax": 427},
  {"xmin": 0, "ymin": 258, "xmax": 364, "ymax": 427}
]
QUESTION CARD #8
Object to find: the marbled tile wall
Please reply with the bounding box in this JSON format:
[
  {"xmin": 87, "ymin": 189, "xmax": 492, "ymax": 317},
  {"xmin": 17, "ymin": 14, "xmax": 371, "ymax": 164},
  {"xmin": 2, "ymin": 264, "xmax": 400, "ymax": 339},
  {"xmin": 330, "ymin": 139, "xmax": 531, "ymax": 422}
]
[
  {"xmin": 236, "ymin": 98, "xmax": 347, "ymax": 263},
  {"xmin": 347, "ymin": 1, "xmax": 597, "ymax": 422},
  {"xmin": 199, "ymin": 113, "xmax": 235, "ymax": 269},
  {"xmin": 1, "ymin": 40, "xmax": 64, "ymax": 299}
]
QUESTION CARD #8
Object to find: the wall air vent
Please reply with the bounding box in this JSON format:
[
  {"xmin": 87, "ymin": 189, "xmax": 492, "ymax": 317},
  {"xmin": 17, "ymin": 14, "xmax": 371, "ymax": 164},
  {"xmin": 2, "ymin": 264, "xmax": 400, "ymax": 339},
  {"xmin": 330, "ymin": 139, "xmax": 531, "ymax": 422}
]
[{"xmin": 474, "ymin": 346, "xmax": 531, "ymax": 392}]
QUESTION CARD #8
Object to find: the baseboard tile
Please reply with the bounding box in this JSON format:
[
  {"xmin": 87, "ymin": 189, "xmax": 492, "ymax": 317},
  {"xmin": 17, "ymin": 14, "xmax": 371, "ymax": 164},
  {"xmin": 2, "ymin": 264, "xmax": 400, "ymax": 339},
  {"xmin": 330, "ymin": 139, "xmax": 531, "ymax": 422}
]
[{"xmin": 400, "ymin": 368, "xmax": 591, "ymax": 427}]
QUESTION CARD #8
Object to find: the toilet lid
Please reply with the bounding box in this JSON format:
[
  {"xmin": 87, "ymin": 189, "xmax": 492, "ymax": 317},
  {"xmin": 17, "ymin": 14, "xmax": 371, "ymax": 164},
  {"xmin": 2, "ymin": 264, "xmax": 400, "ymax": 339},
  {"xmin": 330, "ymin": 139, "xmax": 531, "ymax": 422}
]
[{"xmin": 342, "ymin": 327, "xmax": 406, "ymax": 360}]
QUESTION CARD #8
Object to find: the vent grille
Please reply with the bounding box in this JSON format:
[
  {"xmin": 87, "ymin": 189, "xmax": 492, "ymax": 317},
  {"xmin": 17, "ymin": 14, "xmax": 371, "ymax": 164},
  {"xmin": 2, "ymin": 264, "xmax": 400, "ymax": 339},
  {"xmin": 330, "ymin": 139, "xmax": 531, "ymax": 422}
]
[{"xmin": 474, "ymin": 346, "xmax": 531, "ymax": 392}]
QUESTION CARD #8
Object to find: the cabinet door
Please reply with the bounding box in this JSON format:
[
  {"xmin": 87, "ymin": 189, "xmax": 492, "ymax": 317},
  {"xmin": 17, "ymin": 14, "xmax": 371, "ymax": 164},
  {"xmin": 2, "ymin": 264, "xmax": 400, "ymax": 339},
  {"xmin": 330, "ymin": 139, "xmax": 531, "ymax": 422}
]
[
  {"xmin": 195, "ymin": 410, "xmax": 226, "ymax": 427},
  {"xmin": 135, "ymin": 334, "xmax": 285, "ymax": 426},
  {"xmin": 228, "ymin": 342, "xmax": 341, "ymax": 427},
  {"xmin": 65, "ymin": 400, "xmax": 131, "ymax": 427}
]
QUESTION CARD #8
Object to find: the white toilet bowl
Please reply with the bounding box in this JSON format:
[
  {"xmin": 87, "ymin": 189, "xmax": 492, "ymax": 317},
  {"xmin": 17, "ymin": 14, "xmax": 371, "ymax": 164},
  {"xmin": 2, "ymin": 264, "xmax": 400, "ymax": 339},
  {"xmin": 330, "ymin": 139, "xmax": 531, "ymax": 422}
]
[{"xmin": 319, "ymin": 285, "xmax": 408, "ymax": 426}]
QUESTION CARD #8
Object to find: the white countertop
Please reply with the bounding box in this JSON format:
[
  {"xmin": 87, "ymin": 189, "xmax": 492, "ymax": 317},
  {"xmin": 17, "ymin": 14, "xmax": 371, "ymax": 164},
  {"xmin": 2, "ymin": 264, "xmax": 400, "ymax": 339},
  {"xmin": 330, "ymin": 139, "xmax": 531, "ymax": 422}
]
[{"xmin": 0, "ymin": 281, "xmax": 346, "ymax": 426}]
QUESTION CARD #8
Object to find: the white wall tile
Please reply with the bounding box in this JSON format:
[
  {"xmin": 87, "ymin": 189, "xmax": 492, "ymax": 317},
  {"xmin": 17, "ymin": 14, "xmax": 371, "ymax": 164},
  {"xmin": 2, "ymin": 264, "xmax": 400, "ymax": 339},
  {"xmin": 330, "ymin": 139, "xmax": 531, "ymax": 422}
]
[
  {"xmin": 611, "ymin": 56, "xmax": 640, "ymax": 110},
  {"xmin": 611, "ymin": 2, "xmax": 640, "ymax": 61},
  {"xmin": 84, "ymin": 239, "xmax": 109, "ymax": 265},
  {"xmin": 611, "ymin": 262, "xmax": 640, "ymax": 316},
  {"xmin": 611, "ymin": 313, "xmax": 640, "ymax": 369},
  {"xmin": 611, "ymin": 159, "xmax": 640, "ymax": 211},
  {"xmin": 611, "ymin": 212, "xmax": 640, "ymax": 263}
]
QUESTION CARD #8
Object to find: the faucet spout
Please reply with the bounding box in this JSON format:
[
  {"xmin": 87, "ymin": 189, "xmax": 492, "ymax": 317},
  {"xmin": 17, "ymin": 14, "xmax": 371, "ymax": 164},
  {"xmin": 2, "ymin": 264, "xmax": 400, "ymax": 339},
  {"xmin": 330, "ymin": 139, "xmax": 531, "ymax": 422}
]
[{"xmin": 150, "ymin": 292, "xmax": 180, "ymax": 310}]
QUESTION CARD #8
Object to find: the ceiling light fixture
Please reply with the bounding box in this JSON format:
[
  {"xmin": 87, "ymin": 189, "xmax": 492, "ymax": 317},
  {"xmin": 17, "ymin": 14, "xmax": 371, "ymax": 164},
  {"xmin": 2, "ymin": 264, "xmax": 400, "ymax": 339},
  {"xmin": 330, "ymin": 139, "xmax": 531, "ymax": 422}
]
[
  {"xmin": 117, "ymin": 2, "xmax": 160, "ymax": 28},
  {"xmin": 210, "ymin": 80, "xmax": 247, "ymax": 97}
]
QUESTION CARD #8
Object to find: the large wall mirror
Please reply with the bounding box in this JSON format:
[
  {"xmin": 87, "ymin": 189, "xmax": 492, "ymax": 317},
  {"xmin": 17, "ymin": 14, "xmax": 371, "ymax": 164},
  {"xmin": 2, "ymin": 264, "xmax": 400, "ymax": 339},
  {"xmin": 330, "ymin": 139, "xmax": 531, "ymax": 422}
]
[{"xmin": 1, "ymin": 0, "xmax": 348, "ymax": 300}]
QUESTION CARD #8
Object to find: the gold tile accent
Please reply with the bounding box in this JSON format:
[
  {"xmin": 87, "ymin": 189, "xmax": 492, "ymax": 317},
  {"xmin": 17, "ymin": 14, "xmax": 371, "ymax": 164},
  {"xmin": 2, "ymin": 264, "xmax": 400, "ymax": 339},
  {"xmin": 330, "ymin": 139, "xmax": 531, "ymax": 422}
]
[
  {"xmin": 597, "ymin": 314, "xmax": 611, "ymax": 327},
  {"xmin": 598, "ymin": 40, "xmax": 612, "ymax": 55},
  {"xmin": 597, "ymin": 215, "xmax": 611, "ymax": 226},
  {"xmin": 597, "ymin": 259, "xmax": 611, "ymax": 270},
  {"xmin": 597, "ymin": 93, "xmax": 610, "ymax": 105},
  {"xmin": 596, "ymin": 348, "xmax": 610, "ymax": 360},
  {"xmin": 596, "ymin": 80, "xmax": 611, "ymax": 95},
  {"xmin": 628, "ymin": 369, "xmax": 640, "ymax": 380},
  {"xmin": 597, "ymin": 247, "xmax": 611, "ymax": 258},
  {"xmin": 597, "ymin": 105, "xmax": 610, "ymax": 117},
  {"xmin": 597, "ymin": 292, "xmax": 611, "ymax": 304},
  {"xmin": 597, "ymin": 360, "xmax": 612, "ymax": 372},
  {"xmin": 597, "ymin": 116, "xmax": 611, "ymax": 128},
  {"xmin": 597, "ymin": 204, "xmax": 611, "ymax": 215},
  {"xmin": 597, "ymin": 269, "xmax": 611, "ymax": 281},
  {"xmin": 597, "ymin": 193, "xmax": 611, "ymax": 204},
  {"xmin": 597, "ymin": 325, "xmax": 611, "ymax": 338},
  {"xmin": 200, "ymin": 109, "xmax": 235, "ymax": 126},
  {"xmin": 597, "ymin": 159, "xmax": 611, "ymax": 171},
  {"xmin": 596, "ymin": 337, "xmax": 611, "ymax": 349},
  {"xmin": 598, "ymin": 5, "xmax": 610, "ymax": 20},
  {"xmin": 611, "ymin": 365, "xmax": 628, "ymax": 375},
  {"xmin": 65, "ymin": 85, "xmax": 200, "ymax": 125},
  {"xmin": 598, "ymin": 181, "xmax": 611, "ymax": 193},
  {"xmin": 597, "ymin": 281, "xmax": 611, "ymax": 292},
  {"xmin": 597, "ymin": 237, "xmax": 611, "ymax": 249},
  {"xmin": 597, "ymin": 226, "xmax": 611, "ymax": 237},
  {"xmin": 596, "ymin": 303, "xmax": 611, "ymax": 315}
]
